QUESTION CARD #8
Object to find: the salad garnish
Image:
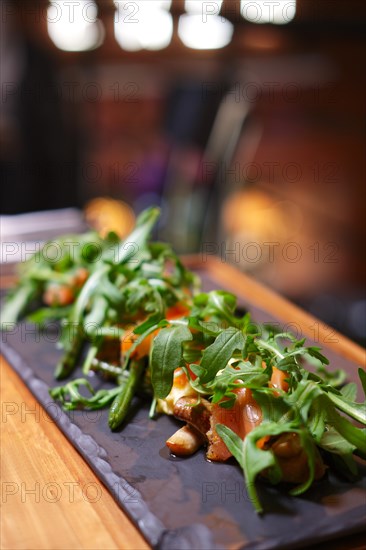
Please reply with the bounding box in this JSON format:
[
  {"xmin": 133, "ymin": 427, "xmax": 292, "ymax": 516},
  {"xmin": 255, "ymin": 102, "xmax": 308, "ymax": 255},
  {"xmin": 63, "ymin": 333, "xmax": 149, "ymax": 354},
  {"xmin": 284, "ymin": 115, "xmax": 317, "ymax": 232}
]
[{"xmin": 2, "ymin": 207, "xmax": 365, "ymax": 513}]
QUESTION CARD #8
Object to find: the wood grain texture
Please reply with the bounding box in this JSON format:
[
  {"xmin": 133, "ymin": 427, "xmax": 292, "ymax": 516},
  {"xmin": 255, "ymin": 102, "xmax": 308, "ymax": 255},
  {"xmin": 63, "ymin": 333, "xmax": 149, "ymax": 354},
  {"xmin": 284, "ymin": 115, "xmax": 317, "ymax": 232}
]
[{"xmin": 0, "ymin": 357, "xmax": 150, "ymax": 550}]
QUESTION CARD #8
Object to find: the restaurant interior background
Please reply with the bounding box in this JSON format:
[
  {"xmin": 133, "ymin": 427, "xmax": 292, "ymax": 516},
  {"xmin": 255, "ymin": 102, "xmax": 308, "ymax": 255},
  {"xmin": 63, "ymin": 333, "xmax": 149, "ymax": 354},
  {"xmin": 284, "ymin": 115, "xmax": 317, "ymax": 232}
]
[{"xmin": 1, "ymin": 0, "xmax": 365, "ymax": 345}]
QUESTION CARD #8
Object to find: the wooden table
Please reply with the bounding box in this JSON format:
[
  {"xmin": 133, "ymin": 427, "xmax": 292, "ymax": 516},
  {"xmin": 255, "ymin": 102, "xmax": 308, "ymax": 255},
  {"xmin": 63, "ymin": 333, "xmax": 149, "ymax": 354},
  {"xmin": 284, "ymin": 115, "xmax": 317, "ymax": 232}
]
[
  {"xmin": 1, "ymin": 258, "xmax": 365, "ymax": 549},
  {"xmin": 1, "ymin": 357, "xmax": 149, "ymax": 550}
]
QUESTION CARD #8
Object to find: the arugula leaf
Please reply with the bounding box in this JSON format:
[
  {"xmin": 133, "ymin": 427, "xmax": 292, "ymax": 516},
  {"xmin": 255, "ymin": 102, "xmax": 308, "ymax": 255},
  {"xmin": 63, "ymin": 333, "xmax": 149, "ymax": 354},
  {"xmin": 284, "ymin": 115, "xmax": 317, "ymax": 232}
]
[
  {"xmin": 307, "ymin": 396, "xmax": 326, "ymax": 443},
  {"xmin": 341, "ymin": 382, "xmax": 358, "ymax": 402},
  {"xmin": 192, "ymin": 290, "xmax": 240, "ymax": 327},
  {"xmin": 319, "ymin": 427, "xmax": 356, "ymax": 456},
  {"xmin": 275, "ymin": 356, "xmax": 298, "ymax": 371},
  {"xmin": 182, "ymin": 346, "xmax": 203, "ymax": 365},
  {"xmin": 323, "ymin": 400, "xmax": 366, "ymax": 456},
  {"xmin": 133, "ymin": 312, "xmax": 164, "ymax": 335},
  {"xmin": 50, "ymin": 378, "xmax": 122, "ymax": 410},
  {"xmin": 252, "ymin": 390, "xmax": 291, "ymax": 424},
  {"xmin": 111, "ymin": 206, "xmax": 160, "ymax": 266},
  {"xmin": 242, "ymin": 335, "xmax": 261, "ymax": 359},
  {"xmin": 206, "ymin": 291, "xmax": 237, "ymax": 320},
  {"xmin": 289, "ymin": 429, "xmax": 316, "ymax": 496},
  {"xmin": 151, "ymin": 324, "xmax": 192, "ymax": 398},
  {"xmin": 188, "ymin": 316, "xmax": 221, "ymax": 337},
  {"xmin": 213, "ymin": 426, "xmax": 259, "ymax": 501},
  {"xmin": 326, "ymin": 392, "xmax": 366, "ymax": 425},
  {"xmin": 315, "ymin": 364, "xmax": 346, "ymax": 387},
  {"xmin": 285, "ymin": 379, "xmax": 324, "ymax": 423},
  {"xmin": 216, "ymin": 423, "xmax": 283, "ymax": 513},
  {"xmin": 209, "ymin": 361, "xmax": 268, "ymax": 404},
  {"xmin": 198, "ymin": 327, "xmax": 245, "ymax": 384},
  {"xmin": 306, "ymin": 346, "xmax": 329, "ymax": 365}
]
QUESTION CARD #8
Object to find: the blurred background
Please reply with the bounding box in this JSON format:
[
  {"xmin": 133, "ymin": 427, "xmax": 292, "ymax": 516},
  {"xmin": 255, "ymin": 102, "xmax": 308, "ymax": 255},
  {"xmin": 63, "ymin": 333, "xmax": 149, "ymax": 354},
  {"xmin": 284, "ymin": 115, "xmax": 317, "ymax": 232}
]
[{"xmin": 0, "ymin": 0, "xmax": 365, "ymax": 345}]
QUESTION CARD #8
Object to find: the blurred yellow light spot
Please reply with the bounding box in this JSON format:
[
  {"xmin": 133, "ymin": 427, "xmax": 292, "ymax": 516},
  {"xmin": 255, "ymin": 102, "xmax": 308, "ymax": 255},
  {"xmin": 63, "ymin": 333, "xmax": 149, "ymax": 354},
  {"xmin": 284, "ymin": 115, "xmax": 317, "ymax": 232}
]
[
  {"xmin": 223, "ymin": 190, "xmax": 303, "ymax": 242},
  {"xmin": 84, "ymin": 198, "xmax": 136, "ymax": 238}
]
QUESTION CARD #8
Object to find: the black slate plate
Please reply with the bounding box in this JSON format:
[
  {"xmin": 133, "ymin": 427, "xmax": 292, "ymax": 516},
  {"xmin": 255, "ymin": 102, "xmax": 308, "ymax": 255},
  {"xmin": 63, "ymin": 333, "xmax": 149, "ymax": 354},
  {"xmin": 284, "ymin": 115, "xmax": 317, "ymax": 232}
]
[{"xmin": 1, "ymin": 273, "xmax": 366, "ymax": 550}]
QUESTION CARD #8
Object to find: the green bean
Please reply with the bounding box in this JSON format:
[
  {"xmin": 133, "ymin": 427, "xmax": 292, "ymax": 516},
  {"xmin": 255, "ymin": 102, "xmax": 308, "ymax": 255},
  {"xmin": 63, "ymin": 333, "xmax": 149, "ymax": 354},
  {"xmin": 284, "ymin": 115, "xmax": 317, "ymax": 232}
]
[
  {"xmin": 108, "ymin": 359, "xmax": 146, "ymax": 430},
  {"xmin": 54, "ymin": 324, "xmax": 84, "ymax": 380}
]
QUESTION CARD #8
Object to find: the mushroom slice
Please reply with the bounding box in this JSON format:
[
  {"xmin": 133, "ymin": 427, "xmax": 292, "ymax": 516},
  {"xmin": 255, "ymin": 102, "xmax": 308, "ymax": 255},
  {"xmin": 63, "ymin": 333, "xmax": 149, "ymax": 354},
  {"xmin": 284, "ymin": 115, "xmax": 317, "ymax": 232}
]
[
  {"xmin": 173, "ymin": 397, "xmax": 212, "ymax": 436},
  {"xmin": 166, "ymin": 424, "xmax": 205, "ymax": 456}
]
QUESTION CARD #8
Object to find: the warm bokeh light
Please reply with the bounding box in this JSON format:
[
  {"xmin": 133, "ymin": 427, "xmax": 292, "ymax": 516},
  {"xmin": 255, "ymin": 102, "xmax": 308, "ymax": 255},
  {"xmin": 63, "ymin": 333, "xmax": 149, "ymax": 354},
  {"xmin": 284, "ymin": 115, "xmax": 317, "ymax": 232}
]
[
  {"xmin": 84, "ymin": 198, "xmax": 136, "ymax": 238},
  {"xmin": 240, "ymin": 0, "xmax": 296, "ymax": 25},
  {"xmin": 178, "ymin": 14, "xmax": 233, "ymax": 50},
  {"xmin": 47, "ymin": 0, "xmax": 104, "ymax": 51},
  {"xmin": 114, "ymin": 2, "xmax": 173, "ymax": 51}
]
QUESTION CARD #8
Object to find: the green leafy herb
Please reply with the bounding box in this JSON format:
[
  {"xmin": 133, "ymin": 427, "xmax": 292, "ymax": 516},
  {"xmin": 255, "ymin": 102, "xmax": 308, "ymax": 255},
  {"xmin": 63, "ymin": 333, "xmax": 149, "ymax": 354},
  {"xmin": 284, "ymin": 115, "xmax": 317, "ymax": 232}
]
[
  {"xmin": 151, "ymin": 324, "xmax": 192, "ymax": 398},
  {"xmin": 198, "ymin": 328, "xmax": 245, "ymax": 384}
]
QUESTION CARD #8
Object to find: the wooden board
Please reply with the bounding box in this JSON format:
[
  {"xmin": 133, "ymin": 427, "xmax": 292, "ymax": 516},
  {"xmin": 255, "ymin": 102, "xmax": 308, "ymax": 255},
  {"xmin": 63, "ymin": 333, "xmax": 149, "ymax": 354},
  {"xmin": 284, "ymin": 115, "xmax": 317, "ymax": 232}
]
[{"xmin": 0, "ymin": 357, "xmax": 150, "ymax": 550}]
